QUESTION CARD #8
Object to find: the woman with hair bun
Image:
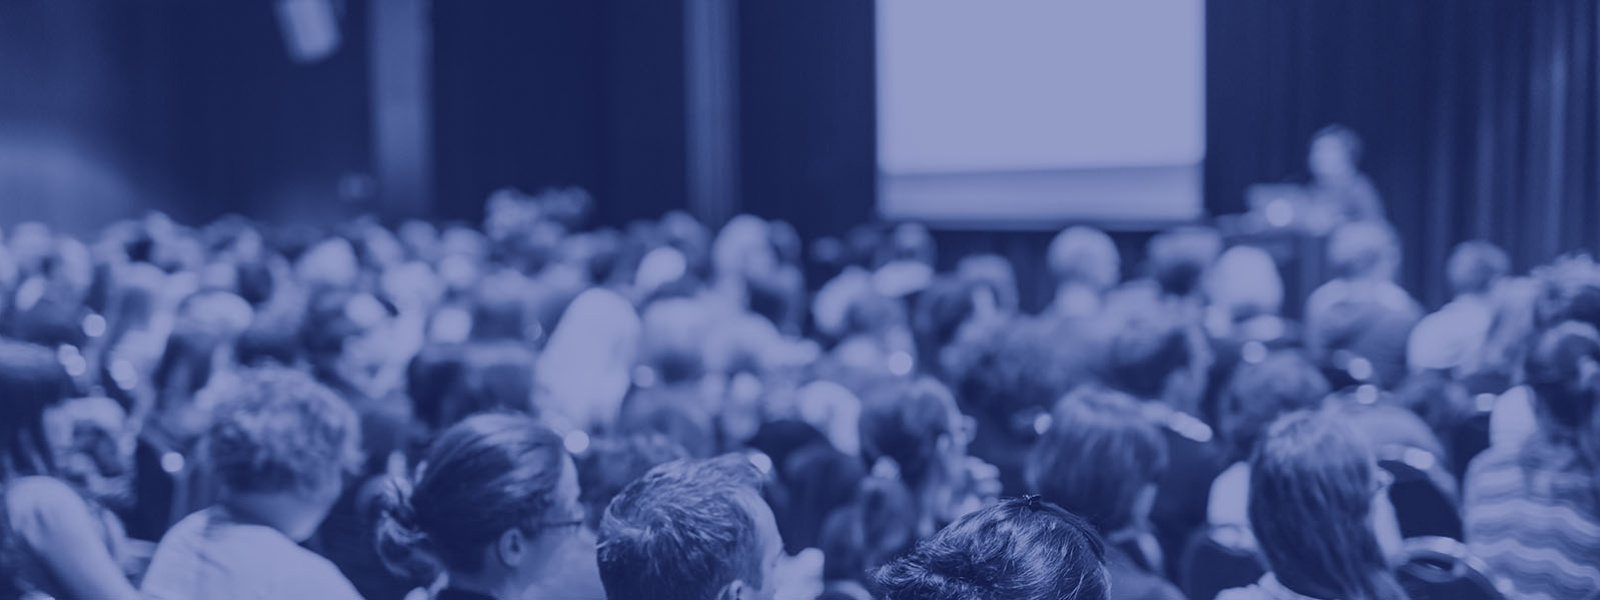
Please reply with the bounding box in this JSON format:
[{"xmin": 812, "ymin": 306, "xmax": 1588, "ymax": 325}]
[{"xmin": 378, "ymin": 413, "xmax": 602, "ymax": 600}]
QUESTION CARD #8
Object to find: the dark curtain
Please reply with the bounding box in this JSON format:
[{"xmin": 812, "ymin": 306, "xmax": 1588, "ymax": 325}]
[{"xmin": 1208, "ymin": 0, "xmax": 1600, "ymax": 307}]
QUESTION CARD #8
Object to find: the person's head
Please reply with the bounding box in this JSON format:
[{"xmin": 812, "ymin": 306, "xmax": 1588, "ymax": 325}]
[
  {"xmin": 638, "ymin": 298, "xmax": 713, "ymax": 386},
  {"xmin": 0, "ymin": 340, "xmax": 74, "ymax": 479},
  {"xmin": 819, "ymin": 474, "xmax": 918, "ymax": 585},
  {"xmin": 202, "ymin": 366, "xmax": 361, "ymax": 542},
  {"xmin": 1309, "ymin": 124, "xmax": 1364, "ymax": 182},
  {"xmin": 859, "ymin": 378, "xmax": 968, "ymax": 492},
  {"xmin": 1447, "ymin": 241, "xmax": 1510, "ymax": 299},
  {"xmin": 870, "ymin": 496, "xmax": 1109, "ymax": 600},
  {"xmin": 1523, "ymin": 321, "xmax": 1600, "ymax": 458},
  {"xmin": 1219, "ymin": 351, "xmax": 1330, "ymax": 462},
  {"xmin": 597, "ymin": 454, "xmax": 783, "ymax": 600},
  {"xmin": 943, "ymin": 317, "xmax": 1098, "ymax": 443},
  {"xmin": 795, "ymin": 380, "xmax": 864, "ymax": 458},
  {"xmin": 470, "ymin": 269, "xmax": 533, "ymax": 342},
  {"xmin": 437, "ymin": 344, "xmax": 538, "ymax": 428},
  {"xmin": 1105, "ymin": 309, "xmax": 1199, "ymax": 409},
  {"xmin": 1146, "ymin": 226, "xmax": 1222, "ymax": 299},
  {"xmin": 378, "ymin": 414, "xmax": 581, "ymax": 588},
  {"xmin": 301, "ymin": 289, "xmax": 399, "ymax": 392},
  {"xmin": 1328, "ymin": 222, "xmax": 1402, "ymax": 282},
  {"xmin": 1047, "ymin": 226, "xmax": 1120, "ymax": 293},
  {"xmin": 575, "ymin": 434, "xmax": 690, "ymax": 530},
  {"xmin": 1249, "ymin": 410, "xmax": 1406, "ymax": 600},
  {"xmin": 1206, "ymin": 245, "xmax": 1285, "ymax": 320},
  {"xmin": 1026, "ymin": 386, "xmax": 1166, "ymax": 535}
]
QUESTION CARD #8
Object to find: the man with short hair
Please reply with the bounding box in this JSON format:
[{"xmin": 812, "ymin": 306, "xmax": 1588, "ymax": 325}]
[
  {"xmin": 597, "ymin": 455, "xmax": 785, "ymax": 600},
  {"xmin": 142, "ymin": 367, "xmax": 364, "ymax": 600}
]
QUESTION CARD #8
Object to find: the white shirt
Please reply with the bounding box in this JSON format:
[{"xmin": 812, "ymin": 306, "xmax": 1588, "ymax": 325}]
[{"xmin": 141, "ymin": 508, "xmax": 362, "ymax": 600}]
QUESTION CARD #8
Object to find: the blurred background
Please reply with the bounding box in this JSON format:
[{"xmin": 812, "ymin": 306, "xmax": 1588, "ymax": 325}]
[{"xmin": 2, "ymin": 0, "xmax": 1597, "ymax": 309}]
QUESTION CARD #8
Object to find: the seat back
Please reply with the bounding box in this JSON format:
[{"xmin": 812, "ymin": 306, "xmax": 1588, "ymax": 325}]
[
  {"xmin": 1378, "ymin": 446, "xmax": 1463, "ymax": 541},
  {"xmin": 1180, "ymin": 524, "xmax": 1266, "ymax": 600},
  {"xmin": 1396, "ymin": 537, "xmax": 1509, "ymax": 600}
]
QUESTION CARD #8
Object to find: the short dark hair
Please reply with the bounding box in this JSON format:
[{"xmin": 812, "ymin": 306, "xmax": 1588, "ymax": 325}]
[
  {"xmin": 1105, "ymin": 311, "xmax": 1192, "ymax": 401},
  {"xmin": 1147, "ymin": 226, "xmax": 1222, "ymax": 298},
  {"xmin": 1026, "ymin": 386, "xmax": 1167, "ymax": 534},
  {"xmin": 202, "ymin": 366, "xmax": 360, "ymax": 494},
  {"xmin": 1219, "ymin": 351, "xmax": 1330, "ymax": 461},
  {"xmin": 597, "ymin": 455, "xmax": 768, "ymax": 600},
  {"xmin": 859, "ymin": 378, "xmax": 958, "ymax": 489},
  {"xmin": 871, "ymin": 496, "xmax": 1109, "ymax": 600},
  {"xmin": 377, "ymin": 413, "xmax": 569, "ymax": 575}
]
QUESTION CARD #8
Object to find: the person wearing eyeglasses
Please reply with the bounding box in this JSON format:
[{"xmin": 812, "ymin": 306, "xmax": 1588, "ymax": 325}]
[{"xmin": 378, "ymin": 413, "xmax": 602, "ymax": 600}]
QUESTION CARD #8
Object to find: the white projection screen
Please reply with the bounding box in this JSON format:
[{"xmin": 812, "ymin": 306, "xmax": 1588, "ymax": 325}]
[{"xmin": 876, "ymin": 0, "xmax": 1206, "ymax": 226}]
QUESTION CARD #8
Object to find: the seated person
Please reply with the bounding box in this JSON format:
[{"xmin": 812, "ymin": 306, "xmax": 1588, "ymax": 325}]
[
  {"xmin": 596, "ymin": 455, "xmax": 785, "ymax": 600},
  {"xmin": 1208, "ymin": 351, "xmax": 1330, "ymax": 534},
  {"xmin": 870, "ymin": 496, "xmax": 1110, "ymax": 600},
  {"xmin": 1104, "ymin": 308, "xmax": 1228, "ymax": 575},
  {"xmin": 1465, "ymin": 321, "xmax": 1600, "ymax": 600},
  {"xmin": 1305, "ymin": 221, "xmax": 1423, "ymax": 389},
  {"xmin": 2, "ymin": 340, "xmax": 141, "ymax": 600},
  {"xmin": 1217, "ymin": 410, "xmax": 1405, "ymax": 600},
  {"xmin": 141, "ymin": 366, "xmax": 364, "ymax": 600},
  {"xmin": 1405, "ymin": 240, "xmax": 1510, "ymax": 379},
  {"xmin": 1027, "ymin": 386, "xmax": 1183, "ymax": 600},
  {"xmin": 378, "ymin": 413, "xmax": 604, "ymax": 600}
]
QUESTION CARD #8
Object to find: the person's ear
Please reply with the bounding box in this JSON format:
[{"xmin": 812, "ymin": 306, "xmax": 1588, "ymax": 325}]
[
  {"xmin": 495, "ymin": 527, "xmax": 527, "ymax": 569},
  {"xmin": 717, "ymin": 579, "xmax": 749, "ymax": 600}
]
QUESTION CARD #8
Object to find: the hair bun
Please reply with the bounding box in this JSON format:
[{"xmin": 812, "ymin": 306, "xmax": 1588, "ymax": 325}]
[{"xmin": 375, "ymin": 475, "xmax": 440, "ymax": 580}]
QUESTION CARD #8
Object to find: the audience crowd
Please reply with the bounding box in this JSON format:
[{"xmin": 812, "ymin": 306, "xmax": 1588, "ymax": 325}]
[{"xmin": 1, "ymin": 185, "xmax": 1598, "ymax": 600}]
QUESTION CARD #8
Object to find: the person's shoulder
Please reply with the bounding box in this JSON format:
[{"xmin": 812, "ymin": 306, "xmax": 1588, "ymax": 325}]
[
  {"xmin": 4, "ymin": 476, "xmax": 92, "ymax": 525},
  {"xmin": 277, "ymin": 550, "xmax": 364, "ymax": 600},
  {"xmin": 1215, "ymin": 585, "xmax": 1269, "ymax": 600}
]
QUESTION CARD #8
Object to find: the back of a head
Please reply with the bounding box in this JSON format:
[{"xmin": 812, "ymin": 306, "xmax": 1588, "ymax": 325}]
[
  {"xmin": 202, "ymin": 366, "xmax": 360, "ymax": 496},
  {"xmin": 1447, "ymin": 241, "xmax": 1510, "ymax": 298},
  {"xmin": 871, "ymin": 496, "xmax": 1109, "ymax": 600},
  {"xmin": 638, "ymin": 298, "xmax": 713, "ymax": 385},
  {"xmin": 1328, "ymin": 222, "xmax": 1401, "ymax": 281},
  {"xmin": 1207, "ymin": 245, "xmax": 1285, "ymax": 319},
  {"xmin": 1048, "ymin": 226, "xmax": 1120, "ymax": 291},
  {"xmin": 819, "ymin": 474, "xmax": 917, "ymax": 584},
  {"xmin": 1220, "ymin": 351, "xmax": 1330, "ymax": 461},
  {"xmin": 470, "ymin": 269, "xmax": 532, "ymax": 342},
  {"xmin": 596, "ymin": 455, "xmax": 768, "ymax": 600},
  {"xmin": 1027, "ymin": 386, "xmax": 1167, "ymax": 534},
  {"xmin": 0, "ymin": 340, "xmax": 73, "ymax": 479},
  {"xmin": 1147, "ymin": 226, "xmax": 1222, "ymax": 298},
  {"xmin": 439, "ymin": 343, "xmax": 538, "ymax": 427},
  {"xmin": 1104, "ymin": 309, "xmax": 1192, "ymax": 402},
  {"xmin": 1248, "ymin": 410, "xmax": 1404, "ymax": 600},
  {"xmin": 1524, "ymin": 320, "xmax": 1600, "ymax": 444},
  {"xmin": 378, "ymin": 413, "xmax": 570, "ymax": 577},
  {"xmin": 858, "ymin": 378, "xmax": 957, "ymax": 490}
]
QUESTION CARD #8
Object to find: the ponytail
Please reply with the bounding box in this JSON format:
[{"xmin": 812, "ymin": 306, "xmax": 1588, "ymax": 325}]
[{"xmin": 374, "ymin": 473, "xmax": 441, "ymax": 582}]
